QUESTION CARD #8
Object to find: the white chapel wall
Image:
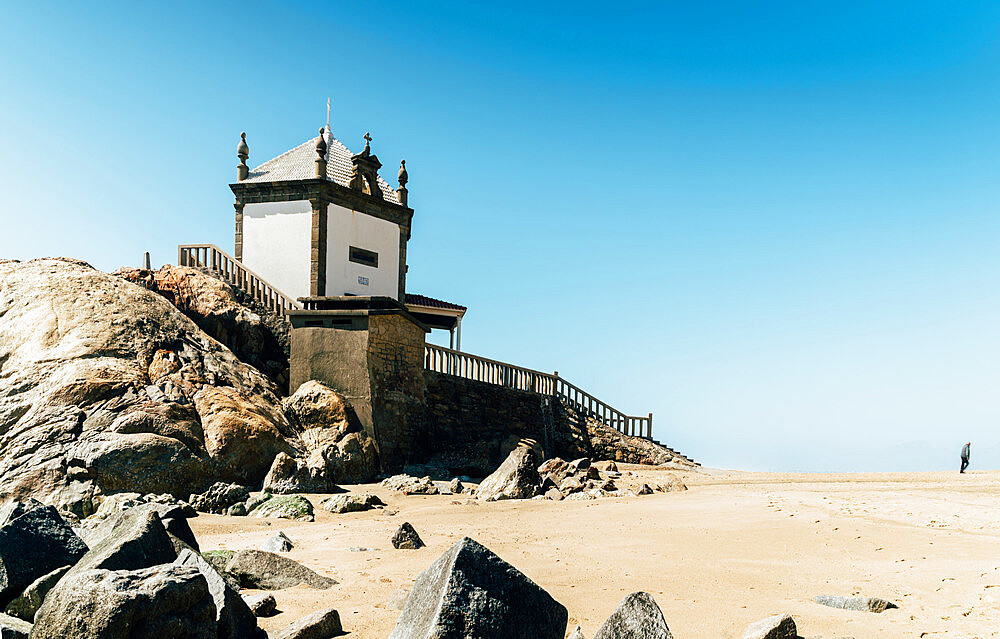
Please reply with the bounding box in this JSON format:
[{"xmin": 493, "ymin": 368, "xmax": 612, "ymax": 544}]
[
  {"xmin": 242, "ymin": 200, "xmax": 312, "ymax": 301},
  {"xmin": 325, "ymin": 202, "xmax": 400, "ymax": 297}
]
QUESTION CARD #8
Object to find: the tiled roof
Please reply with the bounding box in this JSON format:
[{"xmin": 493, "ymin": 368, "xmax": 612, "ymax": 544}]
[
  {"xmin": 244, "ymin": 133, "xmax": 401, "ymax": 205},
  {"xmin": 406, "ymin": 293, "xmax": 467, "ymax": 313}
]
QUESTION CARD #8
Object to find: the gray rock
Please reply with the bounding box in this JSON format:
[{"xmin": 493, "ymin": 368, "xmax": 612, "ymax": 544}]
[
  {"xmin": 224, "ymin": 550, "xmax": 337, "ymax": 590},
  {"xmin": 243, "ymin": 592, "xmax": 277, "ymax": 617},
  {"xmin": 0, "ymin": 499, "xmax": 44, "ymax": 528},
  {"xmin": 247, "ymin": 495, "xmax": 314, "ymax": 522},
  {"xmin": 605, "ymin": 461, "xmax": 619, "ymax": 472},
  {"xmin": 448, "ymin": 478, "xmax": 464, "ymax": 494},
  {"xmin": 3, "ymin": 564, "xmax": 70, "ymax": 622},
  {"xmin": 636, "ymin": 484, "xmax": 653, "ymax": 496},
  {"xmin": 244, "ymin": 493, "xmax": 272, "ymax": 513},
  {"xmin": 189, "ymin": 483, "xmax": 252, "ymax": 514},
  {"xmin": 320, "ymin": 493, "xmax": 385, "ymax": 514},
  {"xmin": 175, "ymin": 548, "xmax": 261, "ymax": 639},
  {"xmin": 0, "ymin": 503, "xmax": 88, "ymax": 609},
  {"xmin": 31, "ymin": 564, "xmax": 217, "ymax": 639},
  {"xmin": 813, "ymin": 595, "xmax": 898, "ymax": 613},
  {"xmin": 68, "ymin": 509, "xmax": 176, "ymax": 579},
  {"xmin": 559, "ymin": 477, "xmax": 584, "ymax": 494},
  {"xmin": 568, "ymin": 458, "xmax": 592, "ymax": 473},
  {"xmin": 263, "ymin": 452, "xmax": 329, "ymax": 495},
  {"xmin": 391, "ymin": 522, "xmax": 425, "ymax": 549},
  {"xmin": 568, "ymin": 625, "xmax": 586, "ymax": 639},
  {"xmin": 381, "ymin": 474, "xmax": 440, "ymax": 495},
  {"xmin": 476, "ymin": 446, "xmax": 542, "ymax": 501},
  {"xmin": 593, "ymin": 592, "xmax": 672, "ymax": 639},
  {"xmin": 0, "ymin": 612, "xmax": 32, "ymax": 639},
  {"xmin": 274, "ymin": 608, "xmax": 342, "ymax": 639},
  {"xmin": 386, "ymin": 588, "xmax": 410, "ymax": 610},
  {"xmin": 199, "ymin": 551, "xmax": 240, "ymax": 590},
  {"xmin": 387, "ymin": 537, "xmax": 567, "ymax": 639},
  {"xmin": 742, "ymin": 613, "xmax": 796, "ymax": 639},
  {"xmin": 261, "ymin": 532, "xmax": 295, "ymax": 553},
  {"xmin": 226, "ymin": 503, "xmax": 247, "ymax": 516},
  {"xmin": 544, "ymin": 487, "xmax": 564, "ymax": 501}
]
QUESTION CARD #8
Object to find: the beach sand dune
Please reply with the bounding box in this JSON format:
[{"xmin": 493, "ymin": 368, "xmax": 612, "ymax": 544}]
[{"xmin": 189, "ymin": 469, "xmax": 1000, "ymax": 638}]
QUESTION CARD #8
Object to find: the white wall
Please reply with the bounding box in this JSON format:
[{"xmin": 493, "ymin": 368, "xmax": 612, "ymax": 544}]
[
  {"xmin": 326, "ymin": 202, "xmax": 400, "ymax": 298},
  {"xmin": 242, "ymin": 200, "xmax": 312, "ymax": 301}
]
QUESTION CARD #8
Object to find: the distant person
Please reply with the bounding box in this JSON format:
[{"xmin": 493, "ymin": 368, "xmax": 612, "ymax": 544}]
[{"xmin": 960, "ymin": 441, "xmax": 971, "ymax": 473}]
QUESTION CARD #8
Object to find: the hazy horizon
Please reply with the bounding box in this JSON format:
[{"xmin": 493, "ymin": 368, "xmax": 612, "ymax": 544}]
[{"xmin": 2, "ymin": 2, "xmax": 998, "ymax": 473}]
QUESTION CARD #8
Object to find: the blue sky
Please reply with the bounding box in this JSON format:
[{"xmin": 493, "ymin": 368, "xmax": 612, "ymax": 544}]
[{"xmin": 2, "ymin": 2, "xmax": 999, "ymax": 471}]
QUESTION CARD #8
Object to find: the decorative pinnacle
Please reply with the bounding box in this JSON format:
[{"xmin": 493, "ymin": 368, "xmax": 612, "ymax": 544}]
[
  {"xmin": 315, "ymin": 127, "xmax": 328, "ymax": 158},
  {"xmin": 363, "ymin": 131, "xmax": 372, "ymax": 154},
  {"xmin": 237, "ymin": 132, "xmax": 249, "ymax": 164},
  {"xmin": 237, "ymin": 132, "xmax": 250, "ymax": 181},
  {"xmin": 397, "ymin": 159, "xmax": 408, "ymax": 187}
]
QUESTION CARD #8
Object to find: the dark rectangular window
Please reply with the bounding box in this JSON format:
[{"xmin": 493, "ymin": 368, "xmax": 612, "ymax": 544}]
[{"xmin": 349, "ymin": 246, "xmax": 378, "ymax": 268}]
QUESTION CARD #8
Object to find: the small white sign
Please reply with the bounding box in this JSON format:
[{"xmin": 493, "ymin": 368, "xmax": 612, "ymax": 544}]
[{"xmin": 358, "ymin": 275, "xmax": 369, "ymax": 286}]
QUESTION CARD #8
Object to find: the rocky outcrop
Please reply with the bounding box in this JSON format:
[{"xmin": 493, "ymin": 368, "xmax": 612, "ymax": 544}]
[
  {"xmin": 476, "ymin": 446, "xmax": 541, "ymax": 501},
  {"xmin": 388, "ymin": 537, "xmax": 567, "ymax": 639},
  {"xmin": 30, "ymin": 565, "xmax": 217, "ymax": 639},
  {"xmin": 0, "ymin": 259, "xmax": 294, "ymax": 515},
  {"xmin": 223, "ymin": 550, "xmax": 336, "ymax": 590},
  {"xmin": 593, "ymin": 592, "xmax": 672, "ymax": 639},
  {"xmin": 0, "ymin": 501, "xmax": 88, "ymax": 608},
  {"xmin": 391, "ymin": 522, "xmax": 425, "ymax": 550},
  {"xmin": 115, "ymin": 265, "xmax": 289, "ymax": 391},
  {"xmin": 742, "ymin": 613, "xmax": 796, "ymax": 639}
]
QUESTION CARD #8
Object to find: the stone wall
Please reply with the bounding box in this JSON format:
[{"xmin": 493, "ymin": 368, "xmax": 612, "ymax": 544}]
[{"xmin": 416, "ymin": 372, "xmax": 589, "ymax": 476}]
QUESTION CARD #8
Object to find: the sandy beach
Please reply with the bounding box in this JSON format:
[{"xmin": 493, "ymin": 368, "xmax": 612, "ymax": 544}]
[{"xmin": 187, "ymin": 467, "xmax": 1000, "ymax": 638}]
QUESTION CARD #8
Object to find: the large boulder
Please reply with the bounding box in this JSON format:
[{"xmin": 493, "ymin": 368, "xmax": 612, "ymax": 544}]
[
  {"xmin": 115, "ymin": 265, "xmax": 289, "ymax": 390},
  {"xmin": 223, "ymin": 550, "xmax": 337, "ymax": 590},
  {"xmin": 0, "ymin": 259, "xmax": 294, "ymax": 515},
  {"xmin": 0, "ymin": 502, "xmax": 88, "ymax": 608},
  {"xmin": 477, "ymin": 446, "xmax": 541, "ymax": 501},
  {"xmin": 381, "ymin": 474, "xmax": 439, "ymax": 495},
  {"xmin": 30, "ymin": 565, "xmax": 217, "ymax": 639},
  {"xmin": 175, "ymin": 548, "xmax": 261, "ymax": 639},
  {"xmin": 281, "ymin": 381, "xmax": 380, "ymax": 486},
  {"xmin": 68, "ymin": 509, "xmax": 176, "ymax": 578},
  {"xmin": 188, "ymin": 483, "xmax": 251, "ymax": 514},
  {"xmin": 80, "ymin": 501, "xmax": 198, "ymax": 552},
  {"xmin": 593, "ymin": 592, "xmax": 672, "ymax": 639},
  {"xmin": 391, "ymin": 522, "xmax": 425, "ymax": 550},
  {"xmin": 388, "ymin": 537, "xmax": 567, "ymax": 639},
  {"xmin": 262, "ymin": 452, "xmax": 329, "ymax": 494}
]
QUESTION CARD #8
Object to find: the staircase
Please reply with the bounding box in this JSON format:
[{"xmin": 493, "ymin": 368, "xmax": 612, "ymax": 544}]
[{"xmin": 177, "ymin": 244, "xmax": 301, "ymax": 315}]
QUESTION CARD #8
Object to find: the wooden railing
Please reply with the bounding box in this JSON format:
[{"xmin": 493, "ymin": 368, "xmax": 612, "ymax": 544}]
[
  {"xmin": 424, "ymin": 343, "xmax": 653, "ymax": 439},
  {"xmin": 177, "ymin": 244, "xmax": 301, "ymax": 315}
]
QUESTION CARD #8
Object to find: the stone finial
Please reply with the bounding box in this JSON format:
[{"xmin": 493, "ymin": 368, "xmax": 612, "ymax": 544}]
[
  {"xmin": 396, "ymin": 160, "xmax": 408, "ymax": 206},
  {"xmin": 349, "ymin": 133, "xmax": 383, "ymax": 199},
  {"xmin": 315, "ymin": 128, "xmax": 328, "ymax": 179},
  {"xmin": 363, "ymin": 131, "xmax": 372, "ymax": 155},
  {"xmin": 237, "ymin": 132, "xmax": 250, "ymax": 181}
]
